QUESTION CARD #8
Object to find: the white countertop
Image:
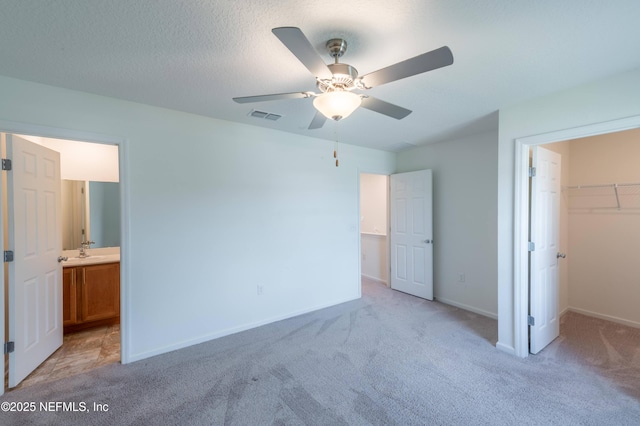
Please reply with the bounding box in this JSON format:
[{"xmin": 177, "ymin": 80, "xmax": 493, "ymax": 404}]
[{"xmin": 62, "ymin": 247, "xmax": 120, "ymax": 267}]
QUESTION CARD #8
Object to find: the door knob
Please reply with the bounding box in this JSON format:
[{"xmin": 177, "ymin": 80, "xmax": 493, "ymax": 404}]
[
  {"xmin": 556, "ymin": 252, "xmax": 566, "ymax": 259},
  {"xmin": 423, "ymin": 239, "xmax": 433, "ymax": 244},
  {"xmin": 57, "ymin": 256, "xmax": 68, "ymax": 263}
]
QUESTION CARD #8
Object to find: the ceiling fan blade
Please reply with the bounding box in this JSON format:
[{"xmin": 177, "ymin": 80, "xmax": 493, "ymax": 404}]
[
  {"xmin": 359, "ymin": 46, "xmax": 453, "ymax": 88},
  {"xmin": 233, "ymin": 92, "xmax": 313, "ymax": 104},
  {"xmin": 308, "ymin": 111, "xmax": 327, "ymax": 129},
  {"xmin": 272, "ymin": 27, "xmax": 333, "ymax": 79},
  {"xmin": 360, "ymin": 96, "xmax": 412, "ymax": 120}
]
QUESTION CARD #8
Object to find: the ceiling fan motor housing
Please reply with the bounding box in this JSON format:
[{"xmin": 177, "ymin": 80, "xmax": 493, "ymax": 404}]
[
  {"xmin": 317, "ymin": 63, "xmax": 359, "ymax": 92},
  {"xmin": 315, "ymin": 38, "xmax": 360, "ymax": 93}
]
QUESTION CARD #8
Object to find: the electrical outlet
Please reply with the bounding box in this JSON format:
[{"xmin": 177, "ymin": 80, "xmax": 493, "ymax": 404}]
[
  {"xmin": 458, "ymin": 273, "xmax": 466, "ymax": 283},
  {"xmin": 257, "ymin": 285, "xmax": 264, "ymax": 295}
]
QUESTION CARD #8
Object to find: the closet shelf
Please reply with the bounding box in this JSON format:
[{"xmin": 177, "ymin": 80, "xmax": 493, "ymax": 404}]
[{"xmin": 565, "ymin": 182, "xmax": 640, "ymax": 211}]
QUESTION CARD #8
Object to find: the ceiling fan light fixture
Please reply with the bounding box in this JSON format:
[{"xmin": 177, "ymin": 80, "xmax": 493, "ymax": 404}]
[
  {"xmin": 234, "ymin": 27, "xmax": 453, "ymax": 129},
  {"xmin": 313, "ymin": 91, "xmax": 361, "ymax": 121}
]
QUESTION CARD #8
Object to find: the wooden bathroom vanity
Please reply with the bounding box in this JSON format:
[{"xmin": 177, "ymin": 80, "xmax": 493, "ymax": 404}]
[{"xmin": 63, "ymin": 259, "xmax": 120, "ymax": 333}]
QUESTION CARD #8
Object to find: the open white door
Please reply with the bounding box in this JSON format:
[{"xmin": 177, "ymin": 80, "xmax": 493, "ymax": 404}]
[
  {"xmin": 529, "ymin": 146, "xmax": 561, "ymax": 354},
  {"xmin": 6, "ymin": 134, "xmax": 63, "ymax": 387},
  {"xmin": 390, "ymin": 170, "xmax": 433, "ymax": 300}
]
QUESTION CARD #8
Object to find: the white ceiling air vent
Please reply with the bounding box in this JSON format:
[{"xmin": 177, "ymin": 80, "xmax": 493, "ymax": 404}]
[{"xmin": 249, "ymin": 110, "xmax": 282, "ymax": 121}]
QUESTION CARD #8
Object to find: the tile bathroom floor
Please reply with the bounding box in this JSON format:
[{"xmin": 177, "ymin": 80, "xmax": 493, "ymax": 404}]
[{"xmin": 15, "ymin": 324, "xmax": 120, "ymax": 389}]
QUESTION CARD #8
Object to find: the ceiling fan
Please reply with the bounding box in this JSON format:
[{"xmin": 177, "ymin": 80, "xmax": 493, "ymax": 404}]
[{"xmin": 233, "ymin": 27, "xmax": 454, "ymax": 130}]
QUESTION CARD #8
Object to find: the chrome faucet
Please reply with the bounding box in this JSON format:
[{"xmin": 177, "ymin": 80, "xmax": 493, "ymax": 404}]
[{"xmin": 78, "ymin": 240, "xmax": 95, "ymax": 258}]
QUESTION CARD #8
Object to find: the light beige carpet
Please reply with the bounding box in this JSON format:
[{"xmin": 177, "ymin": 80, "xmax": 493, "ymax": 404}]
[{"xmin": 1, "ymin": 278, "xmax": 639, "ymax": 425}]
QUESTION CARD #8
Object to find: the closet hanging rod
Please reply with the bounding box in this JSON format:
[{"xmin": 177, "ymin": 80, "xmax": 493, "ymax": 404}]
[
  {"xmin": 566, "ymin": 182, "xmax": 640, "ymax": 211},
  {"xmin": 565, "ymin": 182, "xmax": 640, "ymax": 190}
]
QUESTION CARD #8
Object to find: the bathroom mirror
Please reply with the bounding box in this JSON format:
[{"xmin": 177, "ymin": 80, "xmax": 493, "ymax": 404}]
[{"xmin": 61, "ymin": 180, "xmax": 120, "ymax": 250}]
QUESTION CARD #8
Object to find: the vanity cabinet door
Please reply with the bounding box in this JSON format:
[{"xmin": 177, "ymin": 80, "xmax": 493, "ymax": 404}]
[
  {"xmin": 62, "ymin": 267, "xmax": 77, "ymax": 326},
  {"xmin": 79, "ymin": 263, "xmax": 120, "ymax": 322}
]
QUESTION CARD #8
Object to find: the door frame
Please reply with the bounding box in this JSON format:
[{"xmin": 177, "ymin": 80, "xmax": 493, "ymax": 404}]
[
  {"xmin": 512, "ymin": 115, "xmax": 640, "ymax": 357},
  {"xmin": 0, "ymin": 120, "xmax": 130, "ymax": 392}
]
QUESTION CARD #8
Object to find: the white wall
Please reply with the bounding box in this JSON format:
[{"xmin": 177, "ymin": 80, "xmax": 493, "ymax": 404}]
[
  {"xmin": 567, "ymin": 129, "xmax": 640, "ymax": 326},
  {"xmin": 360, "ymin": 173, "xmax": 387, "ymax": 234},
  {"xmin": 396, "ymin": 131, "xmax": 498, "ymax": 318},
  {"xmin": 360, "ymin": 173, "xmax": 388, "ymax": 283},
  {"xmin": 360, "ymin": 234, "xmax": 387, "ymax": 283},
  {"xmin": 360, "ymin": 173, "xmax": 389, "ymax": 235},
  {"xmin": 18, "ymin": 136, "xmax": 119, "ymax": 182},
  {"xmin": 0, "ymin": 75, "xmax": 395, "ymax": 362},
  {"xmin": 497, "ymin": 68, "xmax": 640, "ymax": 356}
]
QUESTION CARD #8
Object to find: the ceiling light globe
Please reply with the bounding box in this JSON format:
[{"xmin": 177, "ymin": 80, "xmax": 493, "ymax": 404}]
[{"xmin": 313, "ymin": 91, "xmax": 362, "ymax": 121}]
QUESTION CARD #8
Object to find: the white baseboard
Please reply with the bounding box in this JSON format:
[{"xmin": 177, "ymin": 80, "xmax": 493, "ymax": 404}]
[
  {"xmin": 435, "ymin": 296, "xmax": 498, "ymax": 320},
  {"xmin": 361, "ymin": 274, "xmax": 387, "ymax": 285},
  {"xmin": 567, "ymin": 306, "xmax": 640, "ymax": 329}
]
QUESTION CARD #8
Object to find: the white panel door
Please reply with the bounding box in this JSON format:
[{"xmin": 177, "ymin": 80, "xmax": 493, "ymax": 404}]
[
  {"xmin": 390, "ymin": 170, "xmax": 433, "ymax": 300},
  {"xmin": 7, "ymin": 134, "xmax": 63, "ymax": 387},
  {"xmin": 530, "ymin": 146, "xmax": 561, "ymax": 354}
]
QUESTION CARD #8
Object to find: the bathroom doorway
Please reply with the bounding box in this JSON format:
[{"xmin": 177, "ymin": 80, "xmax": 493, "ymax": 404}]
[{"xmin": 1, "ymin": 125, "xmax": 127, "ymax": 393}]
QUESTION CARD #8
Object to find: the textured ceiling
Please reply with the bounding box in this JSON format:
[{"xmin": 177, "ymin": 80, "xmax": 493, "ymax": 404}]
[{"xmin": 1, "ymin": 1, "xmax": 639, "ymax": 151}]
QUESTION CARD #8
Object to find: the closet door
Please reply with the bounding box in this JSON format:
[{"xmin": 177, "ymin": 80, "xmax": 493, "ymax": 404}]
[{"xmin": 529, "ymin": 146, "xmax": 561, "ymax": 354}]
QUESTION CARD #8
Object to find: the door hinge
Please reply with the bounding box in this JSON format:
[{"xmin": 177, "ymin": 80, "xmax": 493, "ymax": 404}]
[
  {"xmin": 4, "ymin": 341, "xmax": 15, "ymax": 354},
  {"xmin": 529, "ymin": 167, "xmax": 536, "ymax": 177},
  {"xmin": 528, "ymin": 316, "xmax": 535, "ymax": 326},
  {"xmin": 528, "ymin": 242, "xmax": 535, "ymax": 252},
  {"xmin": 4, "ymin": 250, "xmax": 14, "ymax": 262},
  {"xmin": 1, "ymin": 158, "xmax": 11, "ymax": 171}
]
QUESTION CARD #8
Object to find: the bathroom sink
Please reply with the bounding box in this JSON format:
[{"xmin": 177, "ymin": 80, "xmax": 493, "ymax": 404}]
[{"xmin": 62, "ymin": 254, "xmax": 120, "ymax": 266}]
